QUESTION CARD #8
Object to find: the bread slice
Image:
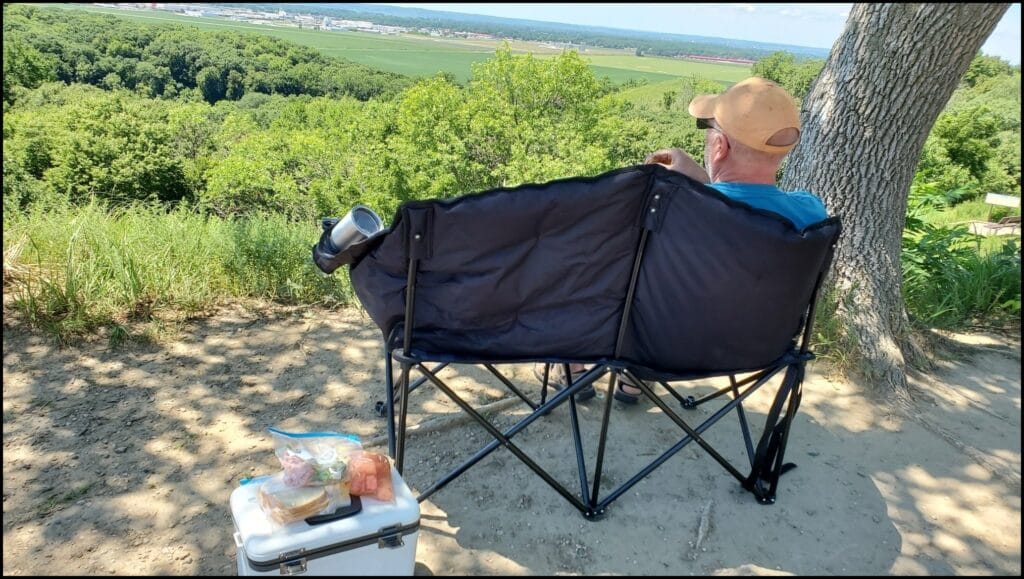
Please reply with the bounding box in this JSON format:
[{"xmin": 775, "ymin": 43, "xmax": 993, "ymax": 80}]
[{"xmin": 259, "ymin": 484, "xmax": 329, "ymax": 524}]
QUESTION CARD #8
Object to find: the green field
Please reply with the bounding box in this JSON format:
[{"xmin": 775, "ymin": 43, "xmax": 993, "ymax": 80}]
[
  {"xmin": 615, "ymin": 78, "xmax": 719, "ymax": 108},
  {"xmin": 44, "ymin": 4, "xmax": 749, "ymax": 85},
  {"xmin": 585, "ymin": 55, "xmax": 749, "ymax": 84}
]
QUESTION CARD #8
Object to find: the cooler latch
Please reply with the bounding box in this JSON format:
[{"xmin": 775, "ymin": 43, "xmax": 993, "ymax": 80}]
[
  {"xmin": 377, "ymin": 525, "xmax": 405, "ymax": 549},
  {"xmin": 278, "ymin": 548, "xmax": 308, "ymax": 575},
  {"xmin": 278, "ymin": 558, "xmax": 307, "ymax": 575}
]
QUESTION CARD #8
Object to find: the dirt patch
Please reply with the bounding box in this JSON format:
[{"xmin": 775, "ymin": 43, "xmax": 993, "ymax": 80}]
[{"xmin": 3, "ymin": 305, "xmax": 1020, "ymax": 575}]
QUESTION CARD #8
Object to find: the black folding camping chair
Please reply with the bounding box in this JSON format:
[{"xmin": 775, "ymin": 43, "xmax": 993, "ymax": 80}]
[{"xmin": 313, "ymin": 164, "xmax": 841, "ymax": 519}]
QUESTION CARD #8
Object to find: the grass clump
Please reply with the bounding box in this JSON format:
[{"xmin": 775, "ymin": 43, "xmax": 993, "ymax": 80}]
[{"xmin": 3, "ymin": 201, "xmax": 353, "ymax": 344}]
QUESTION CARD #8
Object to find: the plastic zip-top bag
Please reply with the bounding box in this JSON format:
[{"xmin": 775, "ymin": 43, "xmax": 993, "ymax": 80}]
[{"xmin": 267, "ymin": 427, "xmax": 363, "ymax": 487}]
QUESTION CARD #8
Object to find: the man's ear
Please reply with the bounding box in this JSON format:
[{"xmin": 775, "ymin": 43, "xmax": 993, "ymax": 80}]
[{"xmin": 711, "ymin": 132, "xmax": 730, "ymax": 164}]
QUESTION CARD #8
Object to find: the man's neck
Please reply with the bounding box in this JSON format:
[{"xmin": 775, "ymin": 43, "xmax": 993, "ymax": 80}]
[{"xmin": 712, "ymin": 168, "xmax": 777, "ymax": 185}]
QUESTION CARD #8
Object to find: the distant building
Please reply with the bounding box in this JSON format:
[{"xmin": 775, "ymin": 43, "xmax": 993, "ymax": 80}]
[{"xmin": 334, "ymin": 19, "xmax": 375, "ymax": 30}]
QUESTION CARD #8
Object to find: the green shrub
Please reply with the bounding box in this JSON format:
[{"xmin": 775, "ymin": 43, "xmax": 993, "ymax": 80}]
[{"xmin": 902, "ymin": 210, "xmax": 1021, "ymax": 329}]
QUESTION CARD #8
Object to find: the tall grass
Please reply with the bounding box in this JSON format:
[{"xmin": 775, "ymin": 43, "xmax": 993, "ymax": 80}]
[
  {"xmin": 3, "ymin": 201, "xmax": 353, "ymax": 343},
  {"xmin": 918, "ymin": 197, "xmax": 1019, "ymax": 229},
  {"xmin": 902, "ymin": 210, "xmax": 1020, "ymax": 330}
]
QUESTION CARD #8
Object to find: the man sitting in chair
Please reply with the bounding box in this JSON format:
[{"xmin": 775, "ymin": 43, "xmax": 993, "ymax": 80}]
[{"xmin": 539, "ymin": 76, "xmax": 829, "ymax": 404}]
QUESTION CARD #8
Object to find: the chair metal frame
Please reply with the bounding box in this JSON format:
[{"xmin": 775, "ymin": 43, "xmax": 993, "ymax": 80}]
[{"xmin": 378, "ymin": 222, "xmax": 836, "ymax": 519}]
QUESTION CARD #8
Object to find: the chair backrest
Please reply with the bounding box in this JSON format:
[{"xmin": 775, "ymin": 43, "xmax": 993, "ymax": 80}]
[
  {"xmin": 622, "ymin": 172, "xmax": 839, "ymax": 377},
  {"xmin": 346, "ymin": 164, "xmax": 840, "ymax": 376}
]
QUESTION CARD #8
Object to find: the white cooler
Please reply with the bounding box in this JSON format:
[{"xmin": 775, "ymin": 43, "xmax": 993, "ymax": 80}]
[{"xmin": 231, "ymin": 466, "xmax": 420, "ymax": 576}]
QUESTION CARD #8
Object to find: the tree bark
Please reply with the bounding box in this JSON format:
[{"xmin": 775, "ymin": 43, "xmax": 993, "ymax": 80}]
[{"xmin": 781, "ymin": 3, "xmax": 1010, "ymax": 397}]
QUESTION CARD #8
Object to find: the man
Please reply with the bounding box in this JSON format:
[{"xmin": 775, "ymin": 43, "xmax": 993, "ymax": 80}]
[
  {"xmin": 537, "ymin": 77, "xmax": 828, "ymax": 404},
  {"xmin": 612, "ymin": 76, "xmax": 828, "ymax": 403},
  {"xmin": 645, "ymin": 76, "xmax": 828, "ymax": 229}
]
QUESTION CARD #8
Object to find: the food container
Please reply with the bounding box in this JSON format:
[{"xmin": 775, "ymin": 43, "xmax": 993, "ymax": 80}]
[{"xmin": 231, "ymin": 465, "xmax": 419, "ymax": 576}]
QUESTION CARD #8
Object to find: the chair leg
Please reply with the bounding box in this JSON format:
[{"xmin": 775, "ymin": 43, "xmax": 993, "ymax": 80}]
[
  {"xmin": 587, "ymin": 369, "xmax": 619, "ymax": 518},
  {"xmin": 730, "ymin": 374, "xmax": 756, "ymax": 468},
  {"xmin": 761, "ymin": 381, "xmax": 804, "ymax": 503},
  {"xmin": 384, "ymin": 346, "xmax": 396, "ymax": 458},
  {"xmin": 395, "ymin": 360, "xmax": 412, "ymax": 474},
  {"xmin": 744, "ymin": 363, "xmax": 804, "ymax": 504}
]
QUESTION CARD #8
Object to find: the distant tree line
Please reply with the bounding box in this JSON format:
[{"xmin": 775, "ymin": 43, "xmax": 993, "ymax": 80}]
[
  {"xmin": 220, "ymin": 2, "xmax": 802, "ymax": 62},
  {"xmin": 2, "ymin": 4, "xmax": 410, "ymax": 106}
]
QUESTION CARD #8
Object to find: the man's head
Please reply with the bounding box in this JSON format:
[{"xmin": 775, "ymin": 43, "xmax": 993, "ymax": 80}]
[{"xmin": 688, "ymin": 77, "xmax": 800, "ymax": 183}]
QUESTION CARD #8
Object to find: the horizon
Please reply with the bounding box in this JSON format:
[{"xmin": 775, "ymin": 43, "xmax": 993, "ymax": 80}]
[{"xmin": 372, "ymin": 3, "xmax": 1022, "ymax": 65}]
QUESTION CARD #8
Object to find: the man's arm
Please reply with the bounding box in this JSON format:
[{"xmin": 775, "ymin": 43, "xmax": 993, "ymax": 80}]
[{"xmin": 644, "ymin": 148, "xmax": 710, "ymax": 184}]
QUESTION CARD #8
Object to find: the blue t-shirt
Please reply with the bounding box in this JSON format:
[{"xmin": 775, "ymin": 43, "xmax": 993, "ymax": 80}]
[{"xmin": 707, "ymin": 182, "xmax": 828, "ymax": 229}]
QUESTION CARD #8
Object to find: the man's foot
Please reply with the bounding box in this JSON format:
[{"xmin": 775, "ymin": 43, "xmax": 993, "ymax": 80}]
[
  {"xmin": 533, "ymin": 363, "xmax": 596, "ymax": 401},
  {"xmin": 613, "ymin": 374, "xmax": 644, "ymax": 404}
]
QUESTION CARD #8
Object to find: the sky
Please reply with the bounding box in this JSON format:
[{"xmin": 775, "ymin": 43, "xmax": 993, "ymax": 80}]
[{"xmin": 377, "ymin": 3, "xmax": 1021, "ymax": 64}]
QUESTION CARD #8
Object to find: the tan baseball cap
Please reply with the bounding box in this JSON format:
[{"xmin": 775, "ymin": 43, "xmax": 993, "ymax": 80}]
[{"xmin": 688, "ymin": 77, "xmax": 801, "ymax": 153}]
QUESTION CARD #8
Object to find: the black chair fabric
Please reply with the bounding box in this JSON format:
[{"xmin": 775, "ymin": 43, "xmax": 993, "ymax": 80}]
[{"xmin": 320, "ymin": 164, "xmax": 839, "ymax": 378}]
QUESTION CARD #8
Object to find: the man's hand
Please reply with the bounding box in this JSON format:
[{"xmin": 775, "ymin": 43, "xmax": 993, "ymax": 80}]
[{"xmin": 644, "ymin": 148, "xmax": 710, "ymax": 184}]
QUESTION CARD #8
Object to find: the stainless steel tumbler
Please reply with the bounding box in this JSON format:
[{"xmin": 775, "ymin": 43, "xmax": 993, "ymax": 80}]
[{"xmin": 329, "ymin": 205, "xmax": 384, "ymax": 252}]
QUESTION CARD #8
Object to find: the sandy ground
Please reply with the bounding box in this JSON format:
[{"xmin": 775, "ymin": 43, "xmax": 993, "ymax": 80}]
[{"xmin": 2, "ymin": 304, "xmax": 1021, "ymax": 576}]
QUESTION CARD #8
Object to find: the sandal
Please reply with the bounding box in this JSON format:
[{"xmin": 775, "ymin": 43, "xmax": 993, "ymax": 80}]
[
  {"xmin": 613, "ymin": 374, "xmax": 643, "ymax": 405},
  {"xmin": 533, "ymin": 363, "xmax": 596, "ymax": 402}
]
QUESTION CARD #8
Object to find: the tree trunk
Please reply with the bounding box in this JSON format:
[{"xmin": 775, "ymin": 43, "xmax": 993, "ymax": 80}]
[{"xmin": 781, "ymin": 3, "xmax": 1009, "ymax": 398}]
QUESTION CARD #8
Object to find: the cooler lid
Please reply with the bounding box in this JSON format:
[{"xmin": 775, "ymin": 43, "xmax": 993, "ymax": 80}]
[{"xmin": 231, "ymin": 465, "xmax": 420, "ymax": 566}]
